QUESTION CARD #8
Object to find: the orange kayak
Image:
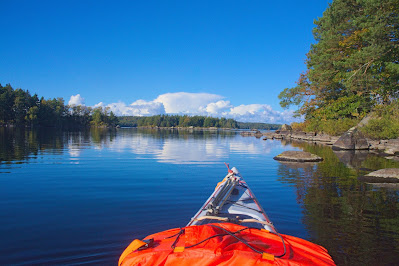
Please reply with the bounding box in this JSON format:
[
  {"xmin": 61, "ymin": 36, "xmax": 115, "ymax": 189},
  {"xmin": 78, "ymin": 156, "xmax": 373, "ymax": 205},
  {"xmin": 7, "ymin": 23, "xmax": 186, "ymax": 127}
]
[{"xmin": 119, "ymin": 166, "xmax": 335, "ymax": 265}]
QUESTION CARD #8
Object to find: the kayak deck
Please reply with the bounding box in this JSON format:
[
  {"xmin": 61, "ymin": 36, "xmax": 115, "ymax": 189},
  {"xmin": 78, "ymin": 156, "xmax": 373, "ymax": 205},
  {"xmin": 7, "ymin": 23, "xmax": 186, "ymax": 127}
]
[{"xmin": 187, "ymin": 167, "xmax": 276, "ymax": 233}]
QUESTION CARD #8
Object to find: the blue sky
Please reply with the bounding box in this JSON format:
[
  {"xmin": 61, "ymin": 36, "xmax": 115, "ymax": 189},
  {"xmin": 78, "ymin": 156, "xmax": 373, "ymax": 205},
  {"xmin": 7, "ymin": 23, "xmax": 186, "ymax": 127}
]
[{"xmin": 1, "ymin": 0, "xmax": 330, "ymax": 123}]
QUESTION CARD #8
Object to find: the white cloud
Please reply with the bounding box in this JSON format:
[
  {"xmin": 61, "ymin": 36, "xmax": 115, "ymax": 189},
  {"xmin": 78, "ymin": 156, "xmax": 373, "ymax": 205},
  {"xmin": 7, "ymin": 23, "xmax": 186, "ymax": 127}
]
[
  {"xmin": 129, "ymin": 100, "xmax": 165, "ymax": 116},
  {"xmin": 204, "ymin": 100, "xmax": 232, "ymax": 115},
  {"xmin": 91, "ymin": 100, "xmax": 165, "ymax": 116},
  {"xmin": 72, "ymin": 92, "xmax": 301, "ymax": 124},
  {"xmin": 68, "ymin": 94, "xmax": 85, "ymax": 106},
  {"xmin": 154, "ymin": 92, "xmax": 224, "ymax": 114},
  {"xmin": 93, "ymin": 102, "xmax": 105, "ymax": 108},
  {"xmin": 227, "ymin": 104, "xmax": 298, "ymax": 124},
  {"xmin": 230, "ymin": 104, "xmax": 269, "ymax": 115}
]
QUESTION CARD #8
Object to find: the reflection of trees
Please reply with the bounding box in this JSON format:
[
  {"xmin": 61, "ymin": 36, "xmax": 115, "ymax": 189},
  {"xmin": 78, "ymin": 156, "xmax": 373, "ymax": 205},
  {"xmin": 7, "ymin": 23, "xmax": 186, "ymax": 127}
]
[
  {"xmin": 114, "ymin": 128, "xmax": 238, "ymax": 143},
  {"xmin": 0, "ymin": 128, "xmax": 117, "ymax": 165},
  {"xmin": 276, "ymin": 142, "xmax": 399, "ymax": 265},
  {"xmin": 90, "ymin": 128, "xmax": 116, "ymax": 144},
  {"xmin": 0, "ymin": 128, "xmax": 238, "ymax": 166},
  {"xmin": 0, "ymin": 127, "xmax": 50, "ymax": 163}
]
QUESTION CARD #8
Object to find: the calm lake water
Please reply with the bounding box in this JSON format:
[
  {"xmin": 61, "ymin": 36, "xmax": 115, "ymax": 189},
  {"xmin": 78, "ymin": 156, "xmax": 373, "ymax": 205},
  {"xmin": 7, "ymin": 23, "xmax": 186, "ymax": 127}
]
[{"xmin": 1, "ymin": 127, "xmax": 399, "ymax": 265}]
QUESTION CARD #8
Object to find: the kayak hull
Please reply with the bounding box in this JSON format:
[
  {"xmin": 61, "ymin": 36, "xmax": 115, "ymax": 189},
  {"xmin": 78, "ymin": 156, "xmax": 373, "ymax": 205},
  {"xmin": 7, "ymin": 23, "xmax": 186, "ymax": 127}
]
[{"xmin": 119, "ymin": 223, "xmax": 335, "ymax": 265}]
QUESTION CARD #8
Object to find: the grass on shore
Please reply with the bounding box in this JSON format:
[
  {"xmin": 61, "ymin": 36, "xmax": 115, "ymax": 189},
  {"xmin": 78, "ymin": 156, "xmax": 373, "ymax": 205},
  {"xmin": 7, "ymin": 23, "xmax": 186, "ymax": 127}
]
[
  {"xmin": 291, "ymin": 118, "xmax": 360, "ymax": 136},
  {"xmin": 291, "ymin": 101, "xmax": 399, "ymax": 139}
]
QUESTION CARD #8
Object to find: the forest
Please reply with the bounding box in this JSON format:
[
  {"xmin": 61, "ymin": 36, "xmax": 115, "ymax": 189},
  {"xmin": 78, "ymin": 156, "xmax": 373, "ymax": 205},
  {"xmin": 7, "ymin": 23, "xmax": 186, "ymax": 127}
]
[
  {"xmin": 118, "ymin": 115, "xmax": 239, "ymax": 128},
  {"xmin": 278, "ymin": 0, "xmax": 399, "ymax": 138},
  {"xmin": 0, "ymin": 84, "xmax": 119, "ymax": 128},
  {"xmin": 118, "ymin": 115, "xmax": 280, "ymax": 129},
  {"xmin": 236, "ymin": 122, "xmax": 280, "ymax": 130}
]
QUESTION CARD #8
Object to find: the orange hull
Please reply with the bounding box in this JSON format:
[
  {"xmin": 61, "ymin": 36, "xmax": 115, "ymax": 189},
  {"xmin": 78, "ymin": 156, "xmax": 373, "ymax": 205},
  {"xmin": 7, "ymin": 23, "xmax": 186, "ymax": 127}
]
[{"xmin": 119, "ymin": 223, "xmax": 335, "ymax": 265}]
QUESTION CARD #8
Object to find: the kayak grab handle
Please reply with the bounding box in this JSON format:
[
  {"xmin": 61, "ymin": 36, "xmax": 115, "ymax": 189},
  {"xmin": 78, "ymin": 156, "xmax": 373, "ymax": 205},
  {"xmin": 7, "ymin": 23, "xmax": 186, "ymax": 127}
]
[
  {"xmin": 224, "ymin": 162, "xmax": 233, "ymax": 173},
  {"xmin": 193, "ymin": 215, "xmax": 274, "ymax": 227}
]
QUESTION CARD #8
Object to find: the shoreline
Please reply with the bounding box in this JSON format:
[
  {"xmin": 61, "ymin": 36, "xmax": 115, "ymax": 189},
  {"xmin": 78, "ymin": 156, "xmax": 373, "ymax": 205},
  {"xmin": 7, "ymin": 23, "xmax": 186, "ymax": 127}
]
[{"xmin": 258, "ymin": 130, "xmax": 399, "ymax": 161}]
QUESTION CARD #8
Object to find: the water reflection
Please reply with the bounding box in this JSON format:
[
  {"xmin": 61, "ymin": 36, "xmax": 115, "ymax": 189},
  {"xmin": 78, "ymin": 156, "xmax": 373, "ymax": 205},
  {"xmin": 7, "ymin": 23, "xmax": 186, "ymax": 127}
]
[
  {"xmin": 333, "ymin": 150, "xmax": 369, "ymax": 170},
  {"xmin": 2, "ymin": 128, "xmax": 399, "ymax": 265},
  {"xmin": 0, "ymin": 128, "xmax": 284, "ymax": 166},
  {"xmin": 107, "ymin": 129, "xmax": 283, "ymax": 164},
  {"xmin": 275, "ymin": 141, "xmax": 399, "ymax": 265}
]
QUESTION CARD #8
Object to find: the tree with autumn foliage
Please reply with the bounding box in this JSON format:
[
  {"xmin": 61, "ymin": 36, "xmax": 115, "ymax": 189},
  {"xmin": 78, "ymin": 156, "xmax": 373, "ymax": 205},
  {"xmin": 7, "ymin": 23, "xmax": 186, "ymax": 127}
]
[{"xmin": 279, "ymin": 0, "xmax": 399, "ymax": 135}]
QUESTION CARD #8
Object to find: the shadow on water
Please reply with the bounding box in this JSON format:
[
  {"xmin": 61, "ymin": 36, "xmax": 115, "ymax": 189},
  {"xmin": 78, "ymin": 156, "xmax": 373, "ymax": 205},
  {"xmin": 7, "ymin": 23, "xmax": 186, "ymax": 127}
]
[{"xmin": 276, "ymin": 140, "xmax": 399, "ymax": 265}]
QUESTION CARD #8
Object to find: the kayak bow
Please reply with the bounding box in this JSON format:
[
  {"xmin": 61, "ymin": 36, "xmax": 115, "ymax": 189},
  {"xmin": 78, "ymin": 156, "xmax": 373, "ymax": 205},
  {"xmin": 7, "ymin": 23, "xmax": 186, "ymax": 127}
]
[
  {"xmin": 187, "ymin": 166, "xmax": 276, "ymax": 233},
  {"xmin": 119, "ymin": 166, "xmax": 335, "ymax": 265}
]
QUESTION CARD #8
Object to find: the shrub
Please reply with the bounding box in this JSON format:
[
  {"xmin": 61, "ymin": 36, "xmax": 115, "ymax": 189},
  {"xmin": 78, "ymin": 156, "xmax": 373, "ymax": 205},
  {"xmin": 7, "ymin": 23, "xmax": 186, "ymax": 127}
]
[
  {"xmin": 360, "ymin": 101, "xmax": 399, "ymax": 139},
  {"xmin": 291, "ymin": 118, "xmax": 359, "ymax": 136},
  {"xmin": 361, "ymin": 118, "xmax": 399, "ymax": 139}
]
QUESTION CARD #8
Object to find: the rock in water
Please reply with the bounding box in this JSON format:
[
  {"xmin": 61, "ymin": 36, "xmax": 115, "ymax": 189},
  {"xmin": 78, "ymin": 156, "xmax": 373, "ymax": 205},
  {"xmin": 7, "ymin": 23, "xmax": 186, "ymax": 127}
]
[
  {"xmin": 359, "ymin": 168, "xmax": 399, "ymax": 183},
  {"xmin": 254, "ymin": 130, "xmax": 263, "ymax": 138},
  {"xmin": 280, "ymin": 124, "xmax": 292, "ymax": 131},
  {"xmin": 332, "ymin": 127, "xmax": 369, "ymax": 150},
  {"xmin": 273, "ymin": 151, "xmax": 323, "ymax": 162}
]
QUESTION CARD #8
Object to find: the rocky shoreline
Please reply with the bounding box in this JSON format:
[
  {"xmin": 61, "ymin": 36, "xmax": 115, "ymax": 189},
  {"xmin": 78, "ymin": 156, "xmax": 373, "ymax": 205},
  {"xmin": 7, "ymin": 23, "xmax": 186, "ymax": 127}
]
[
  {"xmin": 255, "ymin": 126, "xmax": 399, "ymax": 183},
  {"xmin": 242, "ymin": 126, "xmax": 399, "ymax": 161}
]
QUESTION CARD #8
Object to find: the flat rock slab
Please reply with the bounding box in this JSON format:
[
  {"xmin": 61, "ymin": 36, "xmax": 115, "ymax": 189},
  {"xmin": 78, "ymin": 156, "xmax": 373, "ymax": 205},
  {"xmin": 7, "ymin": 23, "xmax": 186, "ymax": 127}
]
[
  {"xmin": 368, "ymin": 183, "xmax": 399, "ymax": 189},
  {"xmin": 359, "ymin": 168, "xmax": 399, "ymax": 183},
  {"xmin": 273, "ymin": 151, "xmax": 323, "ymax": 162}
]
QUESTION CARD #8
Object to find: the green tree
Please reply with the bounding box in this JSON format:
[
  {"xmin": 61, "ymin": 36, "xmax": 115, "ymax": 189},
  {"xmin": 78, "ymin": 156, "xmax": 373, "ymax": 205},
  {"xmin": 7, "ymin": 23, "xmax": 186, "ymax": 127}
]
[
  {"xmin": 26, "ymin": 106, "xmax": 39, "ymax": 126},
  {"xmin": 0, "ymin": 84, "xmax": 16, "ymax": 124},
  {"xmin": 279, "ymin": 0, "xmax": 399, "ymax": 120},
  {"xmin": 13, "ymin": 89, "xmax": 31, "ymax": 124},
  {"xmin": 108, "ymin": 111, "xmax": 119, "ymax": 127},
  {"xmin": 91, "ymin": 107, "xmax": 103, "ymax": 127}
]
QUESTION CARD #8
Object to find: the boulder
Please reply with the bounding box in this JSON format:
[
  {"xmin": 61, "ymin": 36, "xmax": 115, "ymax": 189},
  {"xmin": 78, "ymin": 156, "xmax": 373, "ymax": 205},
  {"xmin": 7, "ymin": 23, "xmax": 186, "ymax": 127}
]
[
  {"xmin": 277, "ymin": 130, "xmax": 291, "ymax": 135},
  {"xmin": 273, "ymin": 151, "xmax": 323, "ymax": 162},
  {"xmin": 254, "ymin": 132, "xmax": 263, "ymax": 138},
  {"xmin": 384, "ymin": 148, "xmax": 398, "ymax": 155},
  {"xmin": 387, "ymin": 139, "xmax": 399, "ymax": 146},
  {"xmin": 357, "ymin": 114, "xmax": 375, "ymax": 127},
  {"xmin": 262, "ymin": 132, "xmax": 275, "ymax": 139},
  {"xmin": 359, "ymin": 168, "xmax": 399, "ymax": 183},
  {"xmin": 384, "ymin": 139, "xmax": 399, "ymax": 154},
  {"xmin": 332, "ymin": 128, "xmax": 369, "ymax": 150},
  {"xmin": 281, "ymin": 124, "xmax": 292, "ymax": 131}
]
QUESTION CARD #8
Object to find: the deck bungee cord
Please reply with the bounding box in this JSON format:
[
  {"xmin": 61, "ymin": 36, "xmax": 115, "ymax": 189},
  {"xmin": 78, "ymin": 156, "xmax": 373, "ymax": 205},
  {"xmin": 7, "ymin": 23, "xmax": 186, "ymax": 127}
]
[
  {"xmin": 208, "ymin": 224, "xmax": 287, "ymax": 259},
  {"xmin": 170, "ymin": 224, "xmax": 286, "ymax": 258}
]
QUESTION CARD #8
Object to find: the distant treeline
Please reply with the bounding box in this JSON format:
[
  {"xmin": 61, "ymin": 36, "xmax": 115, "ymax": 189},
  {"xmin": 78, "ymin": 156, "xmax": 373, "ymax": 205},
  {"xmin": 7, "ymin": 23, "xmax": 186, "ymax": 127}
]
[
  {"xmin": 118, "ymin": 115, "xmax": 281, "ymax": 130},
  {"xmin": 236, "ymin": 122, "xmax": 280, "ymax": 130},
  {"xmin": 118, "ymin": 115, "xmax": 239, "ymax": 128},
  {"xmin": 0, "ymin": 84, "xmax": 118, "ymax": 128}
]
